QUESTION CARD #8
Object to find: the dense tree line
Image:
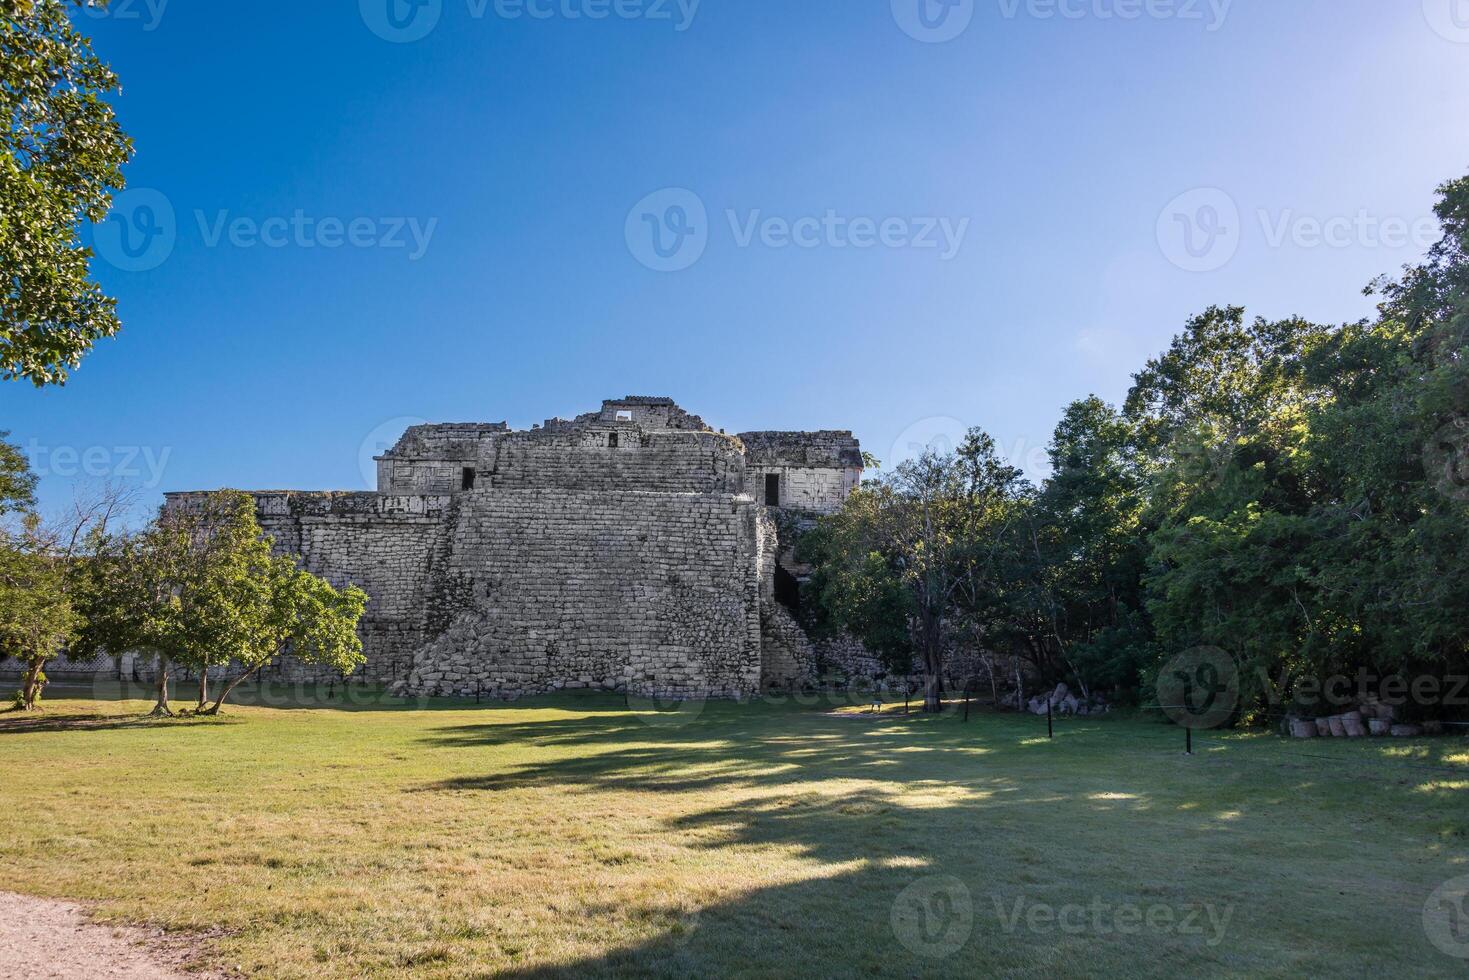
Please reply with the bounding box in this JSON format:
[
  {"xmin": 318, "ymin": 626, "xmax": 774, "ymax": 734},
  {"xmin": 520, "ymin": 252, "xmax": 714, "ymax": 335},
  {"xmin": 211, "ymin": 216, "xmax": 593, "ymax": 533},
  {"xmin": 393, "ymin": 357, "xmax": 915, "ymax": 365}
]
[
  {"xmin": 0, "ymin": 445, "xmax": 367, "ymax": 714},
  {"xmin": 805, "ymin": 173, "xmax": 1469, "ymax": 722}
]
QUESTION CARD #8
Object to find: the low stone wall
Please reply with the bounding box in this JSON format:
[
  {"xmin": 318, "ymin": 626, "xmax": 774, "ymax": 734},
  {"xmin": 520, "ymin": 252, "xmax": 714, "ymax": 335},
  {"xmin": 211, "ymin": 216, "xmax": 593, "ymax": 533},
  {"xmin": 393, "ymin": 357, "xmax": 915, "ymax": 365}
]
[{"xmin": 813, "ymin": 634, "xmax": 885, "ymax": 679}]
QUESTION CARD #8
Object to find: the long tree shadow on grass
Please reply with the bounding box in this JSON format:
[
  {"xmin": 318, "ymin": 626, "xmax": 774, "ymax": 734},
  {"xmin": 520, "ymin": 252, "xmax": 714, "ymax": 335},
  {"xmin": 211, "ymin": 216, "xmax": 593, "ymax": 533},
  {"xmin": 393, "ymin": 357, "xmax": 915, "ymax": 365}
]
[
  {"xmin": 411, "ymin": 707, "xmax": 1469, "ymax": 978},
  {"xmin": 0, "ymin": 710, "xmax": 241, "ymax": 735}
]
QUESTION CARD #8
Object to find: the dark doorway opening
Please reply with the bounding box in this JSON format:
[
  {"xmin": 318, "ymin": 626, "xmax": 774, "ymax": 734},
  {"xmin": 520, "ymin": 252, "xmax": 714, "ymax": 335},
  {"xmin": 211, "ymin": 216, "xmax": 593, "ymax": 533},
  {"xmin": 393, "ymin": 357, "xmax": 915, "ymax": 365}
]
[
  {"xmin": 765, "ymin": 473, "xmax": 781, "ymax": 506},
  {"xmin": 608, "ymin": 433, "xmax": 619, "ymax": 449},
  {"xmin": 461, "ymin": 467, "xmax": 477, "ymax": 491},
  {"xmin": 774, "ymin": 564, "xmax": 802, "ymax": 617}
]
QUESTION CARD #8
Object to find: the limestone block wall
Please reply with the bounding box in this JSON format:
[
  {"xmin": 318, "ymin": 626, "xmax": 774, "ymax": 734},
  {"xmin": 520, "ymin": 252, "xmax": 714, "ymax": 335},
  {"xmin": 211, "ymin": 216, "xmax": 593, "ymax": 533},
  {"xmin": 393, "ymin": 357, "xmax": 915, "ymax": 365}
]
[
  {"xmin": 166, "ymin": 486, "xmax": 805, "ymax": 698},
  {"xmin": 378, "ymin": 424, "xmax": 508, "ymax": 494},
  {"xmin": 167, "ymin": 491, "xmax": 454, "ymax": 683},
  {"xmin": 403, "ymin": 489, "xmax": 767, "ymax": 699},
  {"xmin": 485, "ymin": 431, "xmax": 747, "ymax": 494},
  {"xmin": 760, "ymin": 606, "xmax": 817, "ymax": 690},
  {"xmin": 739, "ymin": 431, "xmax": 863, "ymax": 515},
  {"xmin": 276, "ymin": 505, "xmax": 449, "ymax": 683},
  {"xmin": 814, "ymin": 633, "xmax": 886, "ymax": 680},
  {"xmin": 748, "ymin": 465, "xmax": 861, "ymax": 513},
  {"xmin": 550, "ymin": 396, "xmax": 710, "ymax": 431}
]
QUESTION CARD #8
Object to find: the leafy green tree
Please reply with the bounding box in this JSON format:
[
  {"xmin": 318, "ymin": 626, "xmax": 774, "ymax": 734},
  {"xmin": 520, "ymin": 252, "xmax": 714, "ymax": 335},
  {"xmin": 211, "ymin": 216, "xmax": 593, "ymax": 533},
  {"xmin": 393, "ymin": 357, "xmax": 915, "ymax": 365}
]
[
  {"xmin": 0, "ymin": 431, "xmax": 37, "ymax": 516},
  {"xmin": 1291, "ymin": 175, "xmax": 1469, "ymax": 706},
  {"xmin": 79, "ymin": 491, "xmax": 368, "ymax": 716},
  {"xmin": 0, "ymin": 514, "xmax": 79, "ymax": 709},
  {"xmin": 201, "ymin": 555, "xmax": 367, "ymax": 715},
  {"xmin": 805, "ymin": 429, "xmax": 1028, "ymax": 712},
  {"xmin": 1015, "ymin": 397, "xmax": 1150, "ymax": 699},
  {"xmin": 2, "ymin": 0, "xmax": 134, "ymax": 385},
  {"xmin": 802, "ymin": 172, "xmax": 1469, "ymax": 722},
  {"xmin": 77, "ymin": 492, "xmax": 263, "ymax": 715}
]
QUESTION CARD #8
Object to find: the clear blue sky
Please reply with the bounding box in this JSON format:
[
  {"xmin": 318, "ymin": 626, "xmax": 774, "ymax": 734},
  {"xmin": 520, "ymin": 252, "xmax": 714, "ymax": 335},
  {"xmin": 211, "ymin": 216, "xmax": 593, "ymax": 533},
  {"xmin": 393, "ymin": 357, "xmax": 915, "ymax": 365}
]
[{"xmin": 6, "ymin": 0, "xmax": 1469, "ymax": 519}]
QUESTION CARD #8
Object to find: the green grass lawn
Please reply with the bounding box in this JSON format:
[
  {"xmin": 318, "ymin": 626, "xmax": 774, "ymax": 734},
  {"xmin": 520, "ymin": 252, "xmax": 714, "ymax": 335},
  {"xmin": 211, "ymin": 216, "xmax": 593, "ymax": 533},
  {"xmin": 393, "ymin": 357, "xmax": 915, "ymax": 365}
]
[{"xmin": 1, "ymin": 687, "xmax": 1467, "ymax": 978}]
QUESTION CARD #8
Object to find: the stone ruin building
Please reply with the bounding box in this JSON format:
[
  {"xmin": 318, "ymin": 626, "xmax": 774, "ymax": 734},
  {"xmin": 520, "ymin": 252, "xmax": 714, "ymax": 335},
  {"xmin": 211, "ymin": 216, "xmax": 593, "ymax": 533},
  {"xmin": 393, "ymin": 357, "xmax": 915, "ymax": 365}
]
[{"xmin": 165, "ymin": 397, "xmax": 865, "ymax": 700}]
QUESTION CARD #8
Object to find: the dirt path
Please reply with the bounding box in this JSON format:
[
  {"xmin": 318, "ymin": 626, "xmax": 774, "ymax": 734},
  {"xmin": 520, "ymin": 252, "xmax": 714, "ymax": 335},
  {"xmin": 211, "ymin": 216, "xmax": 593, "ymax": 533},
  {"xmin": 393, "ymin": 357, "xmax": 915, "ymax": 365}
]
[{"xmin": 0, "ymin": 892, "xmax": 212, "ymax": 979}]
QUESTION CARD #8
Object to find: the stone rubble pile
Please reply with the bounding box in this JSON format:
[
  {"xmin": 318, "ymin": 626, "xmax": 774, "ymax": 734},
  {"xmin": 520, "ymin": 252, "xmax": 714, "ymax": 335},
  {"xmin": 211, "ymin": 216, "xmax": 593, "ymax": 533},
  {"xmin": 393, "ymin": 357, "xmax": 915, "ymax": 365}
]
[
  {"xmin": 998, "ymin": 683, "xmax": 1111, "ymax": 717},
  {"xmin": 1287, "ymin": 699, "xmax": 1449, "ymax": 738}
]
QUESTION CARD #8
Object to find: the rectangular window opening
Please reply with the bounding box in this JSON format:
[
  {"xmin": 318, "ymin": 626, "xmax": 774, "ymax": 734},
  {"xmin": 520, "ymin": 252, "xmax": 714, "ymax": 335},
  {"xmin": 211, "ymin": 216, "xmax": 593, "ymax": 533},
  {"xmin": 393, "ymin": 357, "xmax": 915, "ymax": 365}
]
[
  {"xmin": 461, "ymin": 467, "xmax": 477, "ymax": 491},
  {"xmin": 765, "ymin": 473, "xmax": 781, "ymax": 507},
  {"xmin": 608, "ymin": 433, "xmax": 619, "ymax": 449},
  {"xmin": 616, "ymin": 410, "xmax": 633, "ymax": 422}
]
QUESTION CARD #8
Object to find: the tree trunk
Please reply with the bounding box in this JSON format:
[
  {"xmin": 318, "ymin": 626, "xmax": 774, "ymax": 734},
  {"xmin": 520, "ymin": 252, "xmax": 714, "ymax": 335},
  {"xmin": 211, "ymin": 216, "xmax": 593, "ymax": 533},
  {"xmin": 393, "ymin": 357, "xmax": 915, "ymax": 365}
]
[
  {"xmin": 196, "ymin": 665, "xmax": 209, "ymax": 712},
  {"xmin": 916, "ymin": 600, "xmax": 945, "ymax": 713},
  {"xmin": 982, "ymin": 654, "xmax": 999, "ymax": 706},
  {"xmin": 923, "ymin": 660, "xmax": 942, "ymax": 713},
  {"xmin": 19, "ymin": 659, "xmax": 45, "ymax": 711},
  {"xmin": 203, "ymin": 660, "xmax": 270, "ymax": 716},
  {"xmin": 151, "ymin": 654, "xmax": 173, "ymax": 717}
]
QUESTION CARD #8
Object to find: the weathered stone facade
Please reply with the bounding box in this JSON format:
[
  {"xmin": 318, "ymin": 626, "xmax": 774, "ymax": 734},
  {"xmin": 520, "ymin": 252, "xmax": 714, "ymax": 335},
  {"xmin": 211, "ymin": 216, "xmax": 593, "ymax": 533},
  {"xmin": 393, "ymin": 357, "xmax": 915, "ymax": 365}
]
[{"xmin": 166, "ymin": 398, "xmax": 863, "ymax": 700}]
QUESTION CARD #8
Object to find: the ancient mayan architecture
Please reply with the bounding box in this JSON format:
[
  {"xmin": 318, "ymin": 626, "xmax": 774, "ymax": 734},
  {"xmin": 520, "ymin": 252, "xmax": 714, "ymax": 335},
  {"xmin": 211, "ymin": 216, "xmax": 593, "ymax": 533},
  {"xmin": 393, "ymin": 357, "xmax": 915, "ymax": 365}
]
[{"xmin": 166, "ymin": 397, "xmax": 864, "ymax": 700}]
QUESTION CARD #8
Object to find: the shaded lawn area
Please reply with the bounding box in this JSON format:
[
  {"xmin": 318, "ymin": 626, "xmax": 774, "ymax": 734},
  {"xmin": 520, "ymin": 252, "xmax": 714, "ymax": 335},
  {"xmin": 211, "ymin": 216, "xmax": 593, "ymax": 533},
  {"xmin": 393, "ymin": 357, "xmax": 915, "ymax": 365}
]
[{"xmin": 1, "ymin": 691, "xmax": 1466, "ymax": 978}]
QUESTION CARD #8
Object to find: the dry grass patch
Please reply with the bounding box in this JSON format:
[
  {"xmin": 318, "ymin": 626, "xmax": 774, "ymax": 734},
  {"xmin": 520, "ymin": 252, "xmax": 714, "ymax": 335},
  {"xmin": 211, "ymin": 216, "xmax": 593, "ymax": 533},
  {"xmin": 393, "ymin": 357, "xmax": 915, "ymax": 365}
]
[{"xmin": 1, "ymin": 693, "xmax": 1466, "ymax": 977}]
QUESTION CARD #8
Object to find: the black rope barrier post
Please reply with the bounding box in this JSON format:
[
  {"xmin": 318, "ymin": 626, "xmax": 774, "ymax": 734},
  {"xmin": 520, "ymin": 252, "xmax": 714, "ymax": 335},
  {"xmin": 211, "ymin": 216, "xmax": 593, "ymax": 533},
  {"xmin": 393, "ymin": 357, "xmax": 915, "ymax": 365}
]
[
  {"xmin": 476, "ymin": 680, "xmax": 482, "ymax": 705},
  {"xmin": 1185, "ymin": 725, "xmax": 1193, "ymax": 756},
  {"xmin": 1047, "ymin": 698, "xmax": 1054, "ymax": 739},
  {"xmin": 963, "ymin": 687, "xmax": 971, "ymax": 723}
]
